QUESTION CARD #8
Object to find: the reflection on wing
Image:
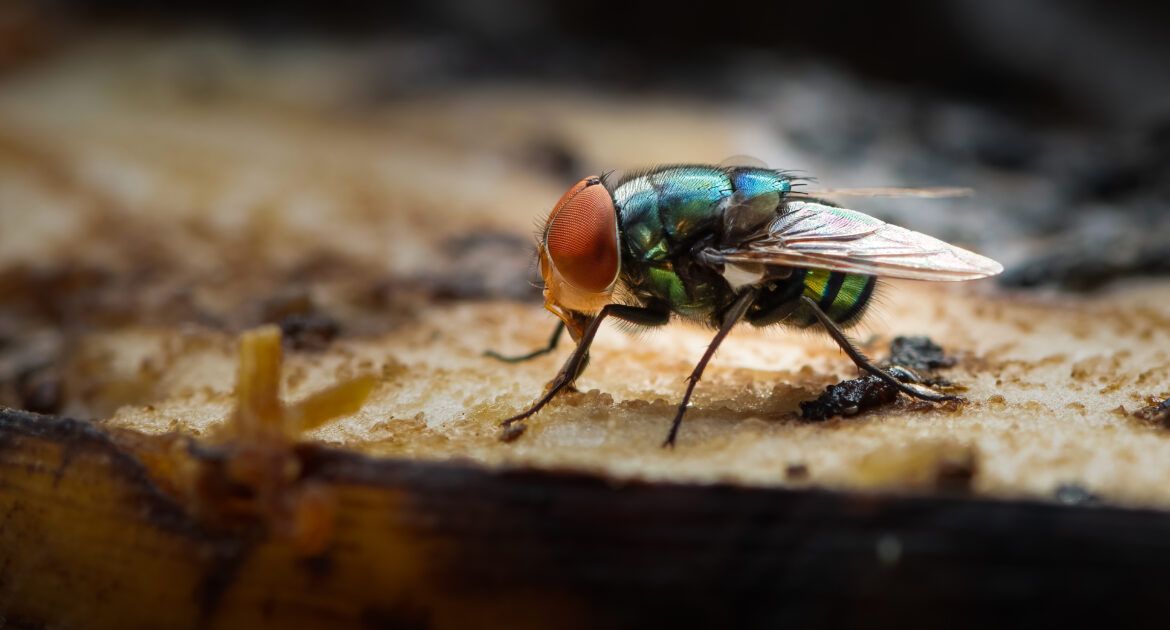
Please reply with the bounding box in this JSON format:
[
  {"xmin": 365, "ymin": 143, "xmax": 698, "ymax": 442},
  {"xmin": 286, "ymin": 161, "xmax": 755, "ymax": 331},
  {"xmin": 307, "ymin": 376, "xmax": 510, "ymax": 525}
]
[{"xmin": 714, "ymin": 201, "xmax": 1003, "ymax": 281}]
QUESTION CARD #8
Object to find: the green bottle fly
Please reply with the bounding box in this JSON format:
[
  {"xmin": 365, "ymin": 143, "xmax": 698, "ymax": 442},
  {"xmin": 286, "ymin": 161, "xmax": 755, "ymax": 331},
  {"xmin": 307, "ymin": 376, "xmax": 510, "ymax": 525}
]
[
  {"xmin": 614, "ymin": 165, "xmax": 876, "ymax": 329},
  {"xmin": 492, "ymin": 164, "xmax": 1003, "ymax": 447}
]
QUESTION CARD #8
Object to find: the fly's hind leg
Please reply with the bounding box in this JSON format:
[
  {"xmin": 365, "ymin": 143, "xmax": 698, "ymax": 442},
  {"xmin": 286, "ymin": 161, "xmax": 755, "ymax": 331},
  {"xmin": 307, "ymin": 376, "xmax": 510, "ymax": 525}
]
[
  {"xmin": 485, "ymin": 321, "xmax": 565, "ymax": 363},
  {"xmin": 799, "ymin": 295, "xmax": 960, "ymax": 403}
]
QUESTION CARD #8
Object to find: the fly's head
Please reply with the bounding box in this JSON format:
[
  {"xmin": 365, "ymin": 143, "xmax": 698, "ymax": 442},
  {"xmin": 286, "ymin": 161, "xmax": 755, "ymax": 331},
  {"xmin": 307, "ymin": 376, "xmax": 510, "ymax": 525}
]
[{"xmin": 537, "ymin": 176, "xmax": 620, "ymax": 339}]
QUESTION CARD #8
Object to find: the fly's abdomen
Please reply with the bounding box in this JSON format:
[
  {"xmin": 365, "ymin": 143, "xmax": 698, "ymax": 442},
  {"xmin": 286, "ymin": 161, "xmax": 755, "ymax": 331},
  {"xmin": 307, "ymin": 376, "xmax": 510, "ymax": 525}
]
[{"xmin": 793, "ymin": 270, "xmax": 877, "ymax": 327}]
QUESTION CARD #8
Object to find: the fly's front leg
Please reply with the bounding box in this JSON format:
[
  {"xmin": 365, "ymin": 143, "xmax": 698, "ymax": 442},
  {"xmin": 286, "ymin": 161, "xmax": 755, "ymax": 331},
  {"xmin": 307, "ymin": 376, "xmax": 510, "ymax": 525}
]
[
  {"xmin": 799, "ymin": 296, "xmax": 961, "ymax": 404},
  {"xmin": 500, "ymin": 303, "xmax": 669, "ymax": 442},
  {"xmin": 546, "ymin": 346, "xmax": 589, "ymax": 395},
  {"xmin": 485, "ymin": 321, "xmax": 565, "ymax": 363}
]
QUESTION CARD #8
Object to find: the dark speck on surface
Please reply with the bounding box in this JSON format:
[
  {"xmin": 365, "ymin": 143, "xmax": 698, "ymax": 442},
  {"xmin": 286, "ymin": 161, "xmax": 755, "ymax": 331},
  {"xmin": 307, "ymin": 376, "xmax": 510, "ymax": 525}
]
[
  {"xmin": 17, "ymin": 367, "xmax": 63, "ymax": 414},
  {"xmin": 258, "ymin": 288, "xmax": 314, "ymax": 324},
  {"xmin": 279, "ymin": 313, "xmax": 341, "ymax": 351},
  {"xmin": 1132, "ymin": 398, "xmax": 1170, "ymax": 428},
  {"xmin": 935, "ymin": 452, "xmax": 978, "ymax": 494}
]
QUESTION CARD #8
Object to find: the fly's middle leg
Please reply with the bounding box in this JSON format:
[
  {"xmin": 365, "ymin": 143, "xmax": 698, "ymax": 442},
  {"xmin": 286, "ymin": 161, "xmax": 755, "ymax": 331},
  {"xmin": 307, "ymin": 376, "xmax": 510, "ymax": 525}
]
[{"xmin": 662, "ymin": 289, "xmax": 758, "ymax": 448}]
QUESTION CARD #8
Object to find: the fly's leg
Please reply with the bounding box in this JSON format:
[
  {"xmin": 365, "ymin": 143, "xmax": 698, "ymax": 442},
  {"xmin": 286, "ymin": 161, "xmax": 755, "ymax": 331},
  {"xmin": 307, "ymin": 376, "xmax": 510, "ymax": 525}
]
[
  {"xmin": 501, "ymin": 304, "xmax": 669, "ymax": 440},
  {"xmin": 800, "ymin": 295, "xmax": 960, "ymax": 403},
  {"xmin": 487, "ymin": 321, "xmax": 585, "ymax": 395},
  {"xmin": 662, "ymin": 289, "xmax": 758, "ymax": 448},
  {"xmin": 485, "ymin": 321, "xmax": 565, "ymax": 363}
]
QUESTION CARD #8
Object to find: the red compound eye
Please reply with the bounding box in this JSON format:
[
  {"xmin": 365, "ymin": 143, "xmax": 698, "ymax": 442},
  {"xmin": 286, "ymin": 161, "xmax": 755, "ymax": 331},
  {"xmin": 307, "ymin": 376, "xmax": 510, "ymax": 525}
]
[{"xmin": 544, "ymin": 177, "xmax": 619, "ymax": 293}]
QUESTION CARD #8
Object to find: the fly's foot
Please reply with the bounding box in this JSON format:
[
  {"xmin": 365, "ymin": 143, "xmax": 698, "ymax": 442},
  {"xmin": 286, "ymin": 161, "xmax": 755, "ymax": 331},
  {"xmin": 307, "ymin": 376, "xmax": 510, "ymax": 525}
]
[
  {"xmin": 542, "ymin": 376, "xmax": 578, "ymax": 395},
  {"xmin": 898, "ymin": 383, "xmax": 964, "ymax": 404},
  {"xmin": 889, "ymin": 369, "xmax": 965, "ymax": 404},
  {"xmin": 661, "ymin": 403, "xmax": 688, "ymax": 449},
  {"xmin": 661, "ymin": 431, "xmax": 679, "ymax": 449},
  {"xmin": 485, "ymin": 322, "xmax": 566, "ymax": 364},
  {"xmin": 484, "ymin": 349, "xmax": 524, "ymax": 363},
  {"xmin": 499, "ymin": 422, "xmax": 527, "ymax": 442},
  {"xmin": 499, "ymin": 387, "xmax": 555, "ymax": 442}
]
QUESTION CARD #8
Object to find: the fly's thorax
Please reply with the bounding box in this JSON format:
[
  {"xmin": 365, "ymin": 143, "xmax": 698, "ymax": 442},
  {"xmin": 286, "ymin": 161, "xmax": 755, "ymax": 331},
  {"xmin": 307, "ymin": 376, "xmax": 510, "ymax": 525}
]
[
  {"xmin": 614, "ymin": 165, "xmax": 792, "ymax": 264},
  {"xmin": 615, "ymin": 166, "xmax": 730, "ymax": 264},
  {"xmin": 612, "ymin": 165, "xmax": 794, "ymax": 322},
  {"xmin": 624, "ymin": 264, "xmax": 725, "ymax": 322}
]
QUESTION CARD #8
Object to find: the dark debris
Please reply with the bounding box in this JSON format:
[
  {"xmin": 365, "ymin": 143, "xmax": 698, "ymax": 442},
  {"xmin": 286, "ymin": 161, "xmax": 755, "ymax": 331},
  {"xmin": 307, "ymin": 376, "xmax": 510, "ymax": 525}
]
[
  {"xmin": 784, "ymin": 463, "xmax": 810, "ymax": 481},
  {"xmin": 258, "ymin": 288, "xmax": 314, "ymax": 324},
  {"xmin": 934, "ymin": 450, "xmax": 978, "ymax": 495},
  {"xmin": 258, "ymin": 289, "xmax": 342, "ymax": 351},
  {"xmin": 16, "ymin": 366, "xmax": 63, "ymax": 414},
  {"xmin": 887, "ymin": 336, "xmax": 956, "ymax": 372},
  {"xmin": 800, "ymin": 375, "xmax": 899, "ymax": 421},
  {"xmin": 1133, "ymin": 398, "xmax": 1170, "ymax": 428},
  {"xmin": 802, "ymin": 336, "xmax": 957, "ymax": 421},
  {"xmin": 279, "ymin": 313, "xmax": 341, "ymax": 351}
]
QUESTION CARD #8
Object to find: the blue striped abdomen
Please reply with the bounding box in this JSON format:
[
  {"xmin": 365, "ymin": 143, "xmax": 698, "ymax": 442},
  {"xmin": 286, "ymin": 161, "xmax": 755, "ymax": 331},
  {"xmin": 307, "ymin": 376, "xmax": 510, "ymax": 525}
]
[
  {"xmin": 796, "ymin": 270, "xmax": 877, "ymax": 327},
  {"xmin": 747, "ymin": 270, "xmax": 877, "ymax": 328}
]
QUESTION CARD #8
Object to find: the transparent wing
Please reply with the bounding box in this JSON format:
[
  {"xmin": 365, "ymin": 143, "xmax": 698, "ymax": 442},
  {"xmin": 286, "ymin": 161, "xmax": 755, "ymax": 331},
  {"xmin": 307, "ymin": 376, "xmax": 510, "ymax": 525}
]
[
  {"xmin": 798, "ymin": 186, "xmax": 974, "ymax": 199},
  {"xmin": 717, "ymin": 155, "xmax": 769, "ymax": 169},
  {"xmin": 713, "ymin": 200, "xmax": 1003, "ymax": 281}
]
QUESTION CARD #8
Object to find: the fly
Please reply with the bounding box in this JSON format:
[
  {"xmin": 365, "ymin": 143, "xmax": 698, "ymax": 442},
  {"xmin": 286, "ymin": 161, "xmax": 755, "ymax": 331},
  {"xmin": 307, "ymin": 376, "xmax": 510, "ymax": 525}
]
[{"xmin": 488, "ymin": 164, "xmax": 1002, "ymax": 447}]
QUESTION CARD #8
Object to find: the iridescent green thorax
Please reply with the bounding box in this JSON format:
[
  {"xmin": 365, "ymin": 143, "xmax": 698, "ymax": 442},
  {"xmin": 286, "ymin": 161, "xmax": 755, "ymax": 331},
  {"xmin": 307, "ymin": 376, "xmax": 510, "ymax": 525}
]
[
  {"xmin": 613, "ymin": 165, "xmax": 791, "ymax": 264},
  {"xmin": 609, "ymin": 164, "xmax": 875, "ymax": 328}
]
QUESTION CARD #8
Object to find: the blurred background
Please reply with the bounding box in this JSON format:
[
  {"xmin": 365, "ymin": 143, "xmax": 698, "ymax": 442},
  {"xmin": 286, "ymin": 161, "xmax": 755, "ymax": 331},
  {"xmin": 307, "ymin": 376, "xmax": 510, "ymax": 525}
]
[{"xmin": 1, "ymin": 0, "xmax": 1169, "ymax": 415}]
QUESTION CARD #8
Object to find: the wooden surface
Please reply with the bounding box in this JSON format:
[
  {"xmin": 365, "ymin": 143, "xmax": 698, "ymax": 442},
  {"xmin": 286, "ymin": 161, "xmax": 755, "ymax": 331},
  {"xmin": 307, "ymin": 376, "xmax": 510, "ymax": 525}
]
[{"xmin": 2, "ymin": 407, "xmax": 1168, "ymax": 629}]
